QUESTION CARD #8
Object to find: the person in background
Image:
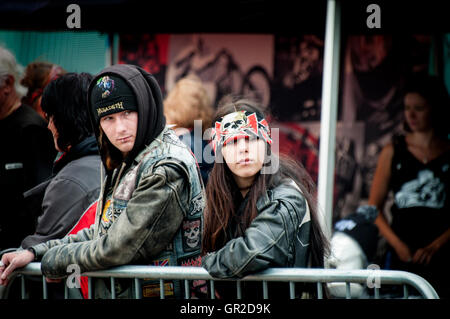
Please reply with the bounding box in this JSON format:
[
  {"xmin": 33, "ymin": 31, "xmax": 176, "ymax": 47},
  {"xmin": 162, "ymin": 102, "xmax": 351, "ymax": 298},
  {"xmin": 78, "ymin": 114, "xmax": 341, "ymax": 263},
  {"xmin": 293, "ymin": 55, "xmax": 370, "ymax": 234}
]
[
  {"xmin": 20, "ymin": 72, "xmax": 101, "ymax": 249},
  {"xmin": 21, "ymin": 61, "xmax": 65, "ymax": 119},
  {"xmin": 368, "ymin": 74, "xmax": 450, "ymax": 298},
  {"xmin": 327, "ymin": 205, "xmax": 379, "ymax": 298},
  {"xmin": 164, "ymin": 75, "xmax": 215, "ymax": 185},
  {"xmin": 201, "ymin": 97, "xmax": 329, "ymax": 299},
  {"xmin": 0, "ymin": 46, "xmax": 55, "ymax": 251},
  {"xmin": 1, "ymin": 72, "xmax": 102, "ymax": 299}
]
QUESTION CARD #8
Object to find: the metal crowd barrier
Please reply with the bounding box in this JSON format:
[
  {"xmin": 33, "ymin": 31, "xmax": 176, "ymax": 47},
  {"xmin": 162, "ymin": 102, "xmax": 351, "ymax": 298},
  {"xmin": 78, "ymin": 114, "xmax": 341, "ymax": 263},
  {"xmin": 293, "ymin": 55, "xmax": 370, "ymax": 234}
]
[{"xmin": 1, "ymin": 262, "xmax": 439, "ymax": 299}]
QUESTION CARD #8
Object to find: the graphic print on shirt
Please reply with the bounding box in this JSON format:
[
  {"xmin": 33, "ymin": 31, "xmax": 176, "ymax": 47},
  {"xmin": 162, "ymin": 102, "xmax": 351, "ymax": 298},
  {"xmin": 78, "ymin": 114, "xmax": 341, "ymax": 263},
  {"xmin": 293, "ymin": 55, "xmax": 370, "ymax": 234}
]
[
  {"xmin": 100, "ymin": 199, "xmax": 122, "ymax": 233},
  {"xmin": 181, "ymin": 218, "xmax": 201, "ymax": 252},
  {"xmin": 395, "ymin": 169, "xmax": 446, "ymax": 209}
]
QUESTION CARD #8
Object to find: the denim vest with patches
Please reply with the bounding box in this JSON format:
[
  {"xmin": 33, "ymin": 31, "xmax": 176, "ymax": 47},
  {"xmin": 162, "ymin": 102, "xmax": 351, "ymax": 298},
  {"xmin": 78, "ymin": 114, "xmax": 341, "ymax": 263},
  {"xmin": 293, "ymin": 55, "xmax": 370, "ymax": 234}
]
[{"xmin": 94, "ymin": 127, "xmax": 205, "ymax": 298}]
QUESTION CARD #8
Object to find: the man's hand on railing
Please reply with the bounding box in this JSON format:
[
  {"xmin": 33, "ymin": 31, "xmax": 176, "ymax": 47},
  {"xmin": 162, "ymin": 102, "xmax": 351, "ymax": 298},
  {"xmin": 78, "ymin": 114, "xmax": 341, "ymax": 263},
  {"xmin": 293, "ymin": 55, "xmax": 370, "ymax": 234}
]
[{"xmin": 0, "ymin": 250, "xmax": 35, "ymax": 286}]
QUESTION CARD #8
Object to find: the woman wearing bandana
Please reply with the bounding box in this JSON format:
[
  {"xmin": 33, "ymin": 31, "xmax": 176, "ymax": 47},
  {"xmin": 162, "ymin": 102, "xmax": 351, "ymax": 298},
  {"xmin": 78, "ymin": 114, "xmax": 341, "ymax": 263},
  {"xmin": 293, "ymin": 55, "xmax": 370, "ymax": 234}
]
[{"xmin": 201, "ymin": 98, "xmax": 329, "ymax": 299}]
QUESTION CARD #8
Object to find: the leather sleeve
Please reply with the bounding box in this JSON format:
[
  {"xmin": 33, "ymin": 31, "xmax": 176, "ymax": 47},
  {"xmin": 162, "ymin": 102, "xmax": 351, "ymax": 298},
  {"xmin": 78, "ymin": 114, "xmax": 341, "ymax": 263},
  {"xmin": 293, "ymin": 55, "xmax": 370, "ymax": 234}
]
[
  {"xmin": 37, "ymin": 163, "xmax": 187, "ymax": 278},
  {"xmin": 202, "ymin": 190, "xmax": 308, "ymax": 279}
]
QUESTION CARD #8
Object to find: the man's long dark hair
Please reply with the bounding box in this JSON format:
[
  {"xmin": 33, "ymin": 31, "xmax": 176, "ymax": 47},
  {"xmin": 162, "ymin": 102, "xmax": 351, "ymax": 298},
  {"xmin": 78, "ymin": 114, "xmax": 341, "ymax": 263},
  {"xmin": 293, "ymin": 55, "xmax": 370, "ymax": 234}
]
[{"xmin": 202, "ymin": 98, "xmax": 330, "ymax": 269}]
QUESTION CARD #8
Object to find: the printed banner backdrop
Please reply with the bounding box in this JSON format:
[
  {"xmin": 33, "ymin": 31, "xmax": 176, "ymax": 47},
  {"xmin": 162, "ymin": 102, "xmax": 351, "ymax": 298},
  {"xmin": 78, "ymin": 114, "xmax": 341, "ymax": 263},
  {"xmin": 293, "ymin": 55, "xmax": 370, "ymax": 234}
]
[
  {"xmin": 118, "ymin": 33, "xmax": 435, "ymax": 222},
  {"xmin": 272, "ymin": 121, "xmax": 320, "ymax": 185},
  {"xmin": 119, "ymin": 34, "xmax": 170, "ymax": 95},
  {"xmin": 165, "ymin": 34, "xmax": 274, "ymax": 108},
  {"xmin": 270, "ymin": 35, "xmax": 324, "ymax": 122},
  {"xmin": 289, "ymin": 121, "xmax": 365, "ymax": 223}
]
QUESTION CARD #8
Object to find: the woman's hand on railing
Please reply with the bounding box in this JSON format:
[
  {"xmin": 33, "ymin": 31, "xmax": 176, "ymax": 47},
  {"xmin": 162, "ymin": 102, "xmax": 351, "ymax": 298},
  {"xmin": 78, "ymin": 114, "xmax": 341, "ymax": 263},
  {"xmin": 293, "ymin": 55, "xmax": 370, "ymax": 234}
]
[{"xmin": 0, "ymin": 250, "xmax": 35, "ymax": 286}]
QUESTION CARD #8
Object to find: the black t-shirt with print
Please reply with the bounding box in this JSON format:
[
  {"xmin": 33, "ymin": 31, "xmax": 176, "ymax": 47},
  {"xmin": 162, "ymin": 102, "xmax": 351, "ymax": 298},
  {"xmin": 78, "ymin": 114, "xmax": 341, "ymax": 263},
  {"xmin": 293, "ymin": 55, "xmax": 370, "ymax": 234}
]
[{"xmin": 390, "ymin": 135, "xmax": 450, "ymax": 251}]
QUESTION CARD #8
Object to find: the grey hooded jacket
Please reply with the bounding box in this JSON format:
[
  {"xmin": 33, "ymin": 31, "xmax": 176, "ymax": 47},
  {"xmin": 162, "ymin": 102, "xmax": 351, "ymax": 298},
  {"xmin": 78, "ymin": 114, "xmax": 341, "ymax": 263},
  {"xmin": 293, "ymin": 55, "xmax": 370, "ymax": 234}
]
[{"xmin": 20, "ymin": 136, "xmax": 101, "ymax": 249}]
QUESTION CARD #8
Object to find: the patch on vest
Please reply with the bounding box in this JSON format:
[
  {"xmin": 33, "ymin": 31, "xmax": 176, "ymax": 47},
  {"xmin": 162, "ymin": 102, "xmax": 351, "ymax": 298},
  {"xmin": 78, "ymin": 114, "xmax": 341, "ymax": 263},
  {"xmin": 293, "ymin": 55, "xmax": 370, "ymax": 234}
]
[
  {"xmin": 142, "ymin": 282, "xmax": 174, "ymax": 298},
  {"xmin": 190, "ymin": 194, "xmax": 205, "ymax": 215},
  {"xmin": 178, "ymin": 255, "xmax": 202, "ymax": 267},
  {"xmin": 100, "ymin": 199, "xmax": 123, "ymax": 234},
  {"xmin": 178, "ymin": 256, "xmax": 207, "ymax": 296},
  {"xmin": 164, "ymin": 129, "xmax": 184, "ymax": 146},
  {"xmin": 152, "ymin": 258, "xmax": 170, "ymax": 267},
  {"xmin": 142, "ymin": 257, "xmax": 174, "ymax": 298},
  {"xmin": 182, "ymin": 218, "xmax": 201, "ymax": 252},
  {"xmin": 113, "ymin": 164, "xmax": 140, "ymax": 200}
]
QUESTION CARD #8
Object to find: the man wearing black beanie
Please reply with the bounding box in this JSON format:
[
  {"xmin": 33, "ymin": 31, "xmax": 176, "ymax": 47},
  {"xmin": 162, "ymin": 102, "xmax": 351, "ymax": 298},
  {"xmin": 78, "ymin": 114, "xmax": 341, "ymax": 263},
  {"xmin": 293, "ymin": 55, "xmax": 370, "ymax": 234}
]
[{"xmin": 0, "ymin": 64, "xmax": 205, "ymax": 299}]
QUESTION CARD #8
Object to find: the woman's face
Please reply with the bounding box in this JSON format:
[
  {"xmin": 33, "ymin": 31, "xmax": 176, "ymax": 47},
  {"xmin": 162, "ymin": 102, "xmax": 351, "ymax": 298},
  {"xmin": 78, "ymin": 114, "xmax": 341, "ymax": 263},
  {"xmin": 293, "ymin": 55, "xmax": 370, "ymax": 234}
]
[
  {"xmin": 100, "ymin": 110, "xmax": 138, "ymax": 156},
  {"xmin": 404, "ymin": 92, "xmax": 432, "ymax": 132},
  {"xmin": 221, "ymin": 136, "xmax": 266, "ymax": 186}
]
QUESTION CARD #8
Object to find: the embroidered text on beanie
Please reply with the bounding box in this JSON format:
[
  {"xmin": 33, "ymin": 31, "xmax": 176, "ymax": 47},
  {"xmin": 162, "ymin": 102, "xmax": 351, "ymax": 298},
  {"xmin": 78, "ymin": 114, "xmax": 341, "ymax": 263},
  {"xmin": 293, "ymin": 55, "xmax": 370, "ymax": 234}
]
[{"xmin": 90, "ymin": 74, "xmax": 137, "ymax": 124}]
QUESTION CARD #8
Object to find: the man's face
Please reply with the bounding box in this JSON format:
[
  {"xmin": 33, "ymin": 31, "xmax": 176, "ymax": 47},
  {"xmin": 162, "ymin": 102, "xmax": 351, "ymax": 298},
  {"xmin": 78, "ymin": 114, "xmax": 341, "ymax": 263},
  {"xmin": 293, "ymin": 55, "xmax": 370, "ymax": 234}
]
[
  {"xmin": 221, "ymin": 136, "xmax": 266, "ymax": 180},
  {"xmin": 100, "ymin": 110, "xmax": 138, "ymax": 156}
]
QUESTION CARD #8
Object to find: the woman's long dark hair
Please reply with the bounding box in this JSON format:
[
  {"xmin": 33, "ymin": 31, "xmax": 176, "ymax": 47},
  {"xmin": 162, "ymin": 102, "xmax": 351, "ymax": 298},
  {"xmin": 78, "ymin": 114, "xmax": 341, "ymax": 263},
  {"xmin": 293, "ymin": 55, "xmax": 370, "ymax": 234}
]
[{"xmin": 202, "ymin": 97, "xmax": 330, "ymax": 268}]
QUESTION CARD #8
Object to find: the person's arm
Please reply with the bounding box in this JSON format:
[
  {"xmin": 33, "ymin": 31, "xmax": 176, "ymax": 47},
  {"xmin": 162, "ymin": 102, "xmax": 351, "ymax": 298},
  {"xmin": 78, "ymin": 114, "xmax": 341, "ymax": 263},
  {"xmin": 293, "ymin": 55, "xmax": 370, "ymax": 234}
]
[
  {"xmin": 412, "ymin": 228, "xmax": 450, "ymax": 265},
  {"xmin": 38, "ymin": 163, "xmax": 187, "ymax": 279},
  {"xmin": 0, "ymin": 249, "xmax": 35, "ymax": 286},
  {"xmin": 202, "ymin": 192, "xmax": 307, "ymax": 279},
  {"xmin": 0, "ymin": 223, "xmax": 95, "ymax": 286},
  {"xmin": 368, "ymin": 143, "xmax": 412, "ymax": 262}
]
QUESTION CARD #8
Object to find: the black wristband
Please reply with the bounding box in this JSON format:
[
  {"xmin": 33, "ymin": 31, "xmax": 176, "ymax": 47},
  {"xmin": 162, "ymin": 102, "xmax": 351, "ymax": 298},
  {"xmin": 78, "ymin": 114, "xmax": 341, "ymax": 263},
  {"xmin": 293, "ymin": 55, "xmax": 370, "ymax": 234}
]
[{"xmin": 27, "ymin": 247, "xmax": 37, "ymax": 261}]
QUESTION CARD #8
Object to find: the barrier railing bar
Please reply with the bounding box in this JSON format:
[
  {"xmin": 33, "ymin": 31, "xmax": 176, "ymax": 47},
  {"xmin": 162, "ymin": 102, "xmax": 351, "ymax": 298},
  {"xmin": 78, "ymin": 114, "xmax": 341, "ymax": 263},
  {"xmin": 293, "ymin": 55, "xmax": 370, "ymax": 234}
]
[
  {"xmin": 20, "ymin": 276, "xmax": 25, "ymax": 299},
  {"xmin": 262, "ymin": 281, "xmax": 268, "ymax": 299},
  {"xmin": 289, "ymin": 281, "xmax": 295, "ymax": 299},
  {"xmin": 236, "ymin": 281, "xmax": 242, "ymax": 299},
  {"xmin": 88, "ymin": 277, "xmax": 92, "ymax": 299},
  {"xmin": 345, "ymin": 282, "xmax": 351, "ymax": 299},
  {"xmin": 375, "ymin": 287, "xmax": 380, "ymax": 299},
  {"xmin": 403, "ymin": 285, "xmax": 409, "ymax": 299},
  {"xmin": 42, "ymin": 276, "xmax": 47, "ymax": 299},
  {"xmin": 210, "ymin": 280, "xmax": 215, "ymax": 299},
  {"xmin": 110, "ymin": 277, "xmax": 116, "ymax": 299},
  {"xmin": 317, "ymin": 282, "xmax": 323, "ymax": 299},
  {"xmin": 159, "ymin": 279, "xmax": 165, "ymax": 299},
  {"xmin": 64, "ymin": 279, "xmax": 68, "ymax": 299},
  {"xmin": 134, "ymin": 278, "xmax": 141, "ymax": 299},
  {"xmin": 8, "ymin": 263, "xmax": 439, "ymax": 299},
  {"xmin": 184, "ymin": 280, "xmax": 190, "ymax": 299}
]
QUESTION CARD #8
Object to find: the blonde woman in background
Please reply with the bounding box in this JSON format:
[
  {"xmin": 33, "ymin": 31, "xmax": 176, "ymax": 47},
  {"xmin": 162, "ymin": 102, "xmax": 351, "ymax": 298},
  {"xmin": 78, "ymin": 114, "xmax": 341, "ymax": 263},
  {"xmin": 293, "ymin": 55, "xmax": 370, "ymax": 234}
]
[{"xmin": 164, "ymin": 75, "xmax": 214, "ymax": 185}]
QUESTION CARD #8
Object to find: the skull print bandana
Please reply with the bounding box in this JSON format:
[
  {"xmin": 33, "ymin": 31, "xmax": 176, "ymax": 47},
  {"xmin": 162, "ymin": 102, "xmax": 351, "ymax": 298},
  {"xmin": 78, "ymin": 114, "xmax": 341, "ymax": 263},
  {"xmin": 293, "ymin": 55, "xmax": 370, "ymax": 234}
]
[{"xmin": 211, "ymin": 110, "xmax": 272, "ymax": 153}]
